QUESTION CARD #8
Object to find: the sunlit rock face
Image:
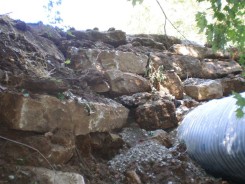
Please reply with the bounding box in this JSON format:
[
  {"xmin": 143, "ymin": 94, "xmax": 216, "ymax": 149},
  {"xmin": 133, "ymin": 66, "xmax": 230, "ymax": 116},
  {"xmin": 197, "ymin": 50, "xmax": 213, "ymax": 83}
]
[
  {"xmin": 67, "ymin": 48, "xmax": 148, "ymax": 75},
  {"xmin": 184, "ymin": 78, "xmax": 223, "ymax": 101},
  {"xmin": 0, "ymin": 92, "xmax": 129, "ymax": 135},
  {"xmin": 105, "ymin": 69, "xmax": 151, "ymax": 96},
  {"xmin": 172, "ymin": 43, "xmax": 230, "ymax": 59},
  {"xmin": 160, "ymin": 71, "xmax": 184, "ymax": 100},
  {"xmin": 200, "ymin": 59, "xmax": 242, "ymax": 79}
]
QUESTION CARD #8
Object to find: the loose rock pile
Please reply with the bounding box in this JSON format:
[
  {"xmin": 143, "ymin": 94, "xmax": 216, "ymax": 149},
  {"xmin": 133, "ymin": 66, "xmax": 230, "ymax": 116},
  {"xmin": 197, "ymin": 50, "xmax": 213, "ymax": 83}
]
[{"xmin": 0, "ymin": 15, "xmax": 244, "ymax": 183}]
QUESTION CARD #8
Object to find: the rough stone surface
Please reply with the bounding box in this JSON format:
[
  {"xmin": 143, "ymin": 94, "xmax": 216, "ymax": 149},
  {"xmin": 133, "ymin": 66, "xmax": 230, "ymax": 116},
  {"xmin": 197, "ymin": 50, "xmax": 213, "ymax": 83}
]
[
  {"xmin": 149, "ymin": 129, "xmax": 173, "ymax": 148},
  {"xmin": 0, "ymin": 16, "xmax": 65, "ymax": 77},
  {"xmin": 0, "ymin": 16, "xmax": 241, "ymax": 184},
  {"xmin": 76, "ymin": 132, "xmax": 124, "ymax": 160},
  {"xmin": 119, "ymin": 126, "xmax": 149, "ymax": 147},
  {"xmin": 68, "ymin": 48, "xmax": 148, "ymax": 75},
  {"xmin": 184, "ymin": 78, "xmax": 223, "ymax": 101},
  {"xmin": 218, "ymin": 75, "xmax": 245, "ymax": 96},
  {"xmin": 0, "ymin": 126, "xmax": 75, "ymax": 166},
  {"xmin": 117, "ymin": 92, "xmax": 152, "ymax": 108},
  {"xmin": 172, "ymin": 44, "xmax": 230, "ymax": 59},
  {"xmin": 161, "ymin": 71, "xmax": 184, "ymax": 99},
  {"xmin": 71, "ymin": 29, "xmax": 126, "ymax": 47},
  {"xmin": 201, "ymin": 59, "xmax": 242, "ymax": 78},
  {"xmin": 23, "ymin": 167, "xmax": 85, "ymax": 184},
  {"xmin": 28, "ymin": 22, "xmax": 63, "ymax": 44},
  {"xmin": 76, "ymin": 68, "xmax": 110, "ymax": 93},
  {"xmin": 20, "ymin": 78, "xmax": 69, "ymax": 94},
  {"xmin": 135, "ymin": 100, "xmax": 178, "ymax": 130},
  {"xmin": 152, "ymin": 53, "xmax": 202, "ymax": 79},
  {"xmin": 105, "ymin": 70, "xmax": 151, "ymax": 96},
  {"xmin": 128, "ymin": 34, "xmax": 181, "ymax": 50},
  {"xmin": 0, "ymin": 92, "xmax": 129, "ymax": 135}
]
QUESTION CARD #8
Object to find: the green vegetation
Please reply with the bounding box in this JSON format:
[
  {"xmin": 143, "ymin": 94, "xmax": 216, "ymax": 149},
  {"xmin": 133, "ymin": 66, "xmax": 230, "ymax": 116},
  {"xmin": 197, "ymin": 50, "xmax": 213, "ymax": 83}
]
[
  {"xmin": 233, "ymin": 92, "xmax": 245, "ymax": 118},
  {"xmin": 57, "ymin": 92, "xmax": 65, "ymax": 101},
  {"xmin": 64, "ymin": 59, "xmax": 71, "ymax": 65},
  {"xmin": 145, "ymin": 54, "xmax": 166, "ymax": 91},
  {"xmin": 195, "ymin": 0, "xmax": 245, "ymax": 61},
  {"xmin": 128, "ymin": 0, "xmax": 245, "ymax": 116}
]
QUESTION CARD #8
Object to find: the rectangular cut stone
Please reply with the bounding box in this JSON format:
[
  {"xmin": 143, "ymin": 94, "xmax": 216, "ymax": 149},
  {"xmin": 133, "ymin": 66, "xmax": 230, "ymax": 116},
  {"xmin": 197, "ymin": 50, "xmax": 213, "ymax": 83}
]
[{"xmin": 0, "ymin": 93, "xmax": 129, "ymax": 135}]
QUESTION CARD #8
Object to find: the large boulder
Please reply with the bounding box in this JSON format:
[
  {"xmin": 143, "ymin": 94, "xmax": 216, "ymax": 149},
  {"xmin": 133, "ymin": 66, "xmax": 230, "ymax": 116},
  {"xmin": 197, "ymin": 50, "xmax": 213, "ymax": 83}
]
[
  {"xmin": 184, "ymin": 78, "xmax": 223, "ymax": 101},
  {"xmin": 201, "ymin": 59, "xmax": 242, "ymax": 78},
  {"xmin": 218, "ymin": 75, "xmax": 245, "ymax": 96},
  {"xmin": 135, "ymin": 99, "xmax": 178, "ymax": 130},
  {"xmin": 160, "ymin": 71, "xmax": 184, "ymax": 99},
  {"xmin": 128, "ymin": 34, "xmax": 181, "ymax": 50},
  {"xmin": 151, "ymin": 53, "xmax": 242, "ymax": 79},
  {"xmin": 172, "ymin": 44, "xmax": 230, "ymax": 59},
  {"xmin": 0, "ymin": 92, "xmax": 129, "ymax": 135},
  {"xmin": 152, "ymin": 53, "xmax": 202, "ymax": 79},
  {"xmin": 105, "ymin": 70, "xmax": 151, "ymax": 96},
  {"xmin": 70, "ymin": 29, "xmax": 126, "ymax": 47},
  {"xmin": 68, "ymin": 48, "xmax": 148, "ymax": 75}
]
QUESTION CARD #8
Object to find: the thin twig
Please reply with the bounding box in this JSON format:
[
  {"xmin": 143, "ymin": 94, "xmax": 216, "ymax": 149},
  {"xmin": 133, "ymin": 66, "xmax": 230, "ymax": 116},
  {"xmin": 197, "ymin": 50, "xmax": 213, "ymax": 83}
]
[
  {"xmin": 155, "ymin": 0, "xmax": 188, "ymax": 40},
  {"xmin": 155, "ymin": 0, "xmax": 167, "ymax": 35},
  {"xmin": 0, "ymin": 135, "xmax": 55, "ymax": 170}
]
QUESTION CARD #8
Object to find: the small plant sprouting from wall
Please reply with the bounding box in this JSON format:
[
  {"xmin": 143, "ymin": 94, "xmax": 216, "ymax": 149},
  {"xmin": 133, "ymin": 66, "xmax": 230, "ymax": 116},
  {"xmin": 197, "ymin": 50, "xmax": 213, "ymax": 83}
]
[
  {"xmin": 145, "ymin": 53, "xmax": 166, "ymax": 91},
  {"xmin": 64, "ymin": 59, "xmax": 71, "ymax": 65}
]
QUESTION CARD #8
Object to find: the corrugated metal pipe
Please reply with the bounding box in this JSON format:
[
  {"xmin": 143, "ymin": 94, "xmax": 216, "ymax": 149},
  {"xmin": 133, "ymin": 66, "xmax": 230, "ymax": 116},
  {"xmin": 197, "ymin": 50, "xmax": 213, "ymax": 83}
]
[{"xmin": 178, "ymin": 92, "xmax": 245, "ymax": 183}]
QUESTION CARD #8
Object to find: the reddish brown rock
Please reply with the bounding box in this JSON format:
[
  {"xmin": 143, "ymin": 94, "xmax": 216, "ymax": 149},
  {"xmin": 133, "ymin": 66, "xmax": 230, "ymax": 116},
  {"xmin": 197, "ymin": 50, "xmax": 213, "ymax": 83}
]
[
  {"xmin": 218, "ymin": 75, "xmax": 245, "ymax": 96},
  {"xmin": 135, "ymin": 100, "xmax": 178, "ymax": 130},
  {"xmin": 1, "ymin": 129, "xmax": 74, "ymax": 166},
  {"xmin": 149, "ymin": 129, "xmax": 172, "ymax": 148}
]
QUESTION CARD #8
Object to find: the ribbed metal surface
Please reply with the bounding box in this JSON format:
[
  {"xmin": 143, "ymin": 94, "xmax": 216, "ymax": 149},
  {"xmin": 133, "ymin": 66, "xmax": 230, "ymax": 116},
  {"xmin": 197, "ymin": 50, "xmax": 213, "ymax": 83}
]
[{"xmin": 178, "ymin": 92, "xmax": 245, "ymax": 182}]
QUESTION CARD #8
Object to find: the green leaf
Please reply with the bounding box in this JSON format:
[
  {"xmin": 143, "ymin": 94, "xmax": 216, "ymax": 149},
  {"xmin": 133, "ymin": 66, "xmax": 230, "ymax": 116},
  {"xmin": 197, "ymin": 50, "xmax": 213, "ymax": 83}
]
[
  {"xmin": 233, "ymin": 92, "xmax": 245, "ymax": 118},
  {"xmin": 64, "ymin": 59, "xmax": 71, "ymax": 65},
  {"xmin": 236, "ymin": 108, "xmax": 244, "ymax": 119},
  {"xmin": 195, "ymin": 12, "xmax": 207, "ymax": 33}
]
